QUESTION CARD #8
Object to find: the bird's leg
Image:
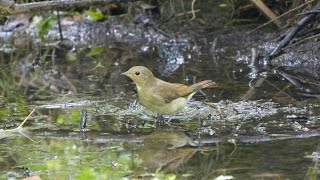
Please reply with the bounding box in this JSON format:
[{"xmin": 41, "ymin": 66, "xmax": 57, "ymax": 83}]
[
  {"xmin": 157, "ymin": 115, "xmax": 172, "ymax": 124},
  {"xmin": 128, "ymin": 99, "xmax": 138, "ymax": 109},
  {"xmin": 165, "ymin": 116, "xmax": 172, "ymax": 123},
  {"xmin": 79, "ymin": 108, "xmax": 87, "ymax": 132},
  {"xmin": 157, "ymin": 114, "xmax": 165, "ymax": 123}
]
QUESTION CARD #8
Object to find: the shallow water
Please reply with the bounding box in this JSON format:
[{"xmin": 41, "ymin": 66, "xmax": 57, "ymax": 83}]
[{"xmin": 0, "ymin": 16, "xmax": 319, "ymax": 180}]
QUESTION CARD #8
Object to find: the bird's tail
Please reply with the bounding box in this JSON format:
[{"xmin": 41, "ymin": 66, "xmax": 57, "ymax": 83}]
[
  {"xmin": 176, "ymin": 80, "xmax": 217, "ymax": 99},
  {"xmin": 190, "ymin": 80, "xmax": 217, "ymax": 91}
]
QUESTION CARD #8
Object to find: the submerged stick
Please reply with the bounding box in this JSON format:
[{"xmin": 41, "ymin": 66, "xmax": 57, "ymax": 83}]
[{"xmin": 0, "ymin": 108, "xmax": 36, "ymax": 142}]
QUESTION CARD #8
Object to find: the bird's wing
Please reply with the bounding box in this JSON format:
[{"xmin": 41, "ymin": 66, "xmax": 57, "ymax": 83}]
[
  {"xmin": 171, "ymin": 80, "xmax": 217, "ymax": 98},
  {"xmin": 152, "ymin": 80, "xmax": 217, "ymax": 103},
  {"xmin": 153, "ymin": 82, "xmax": 191, "ymax": 103}
]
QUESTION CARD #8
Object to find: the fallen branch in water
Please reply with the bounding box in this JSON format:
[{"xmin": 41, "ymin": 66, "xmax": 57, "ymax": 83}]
[{"xmin": 0, "ymin": 108, "xmax": 36, "ymax": 142}]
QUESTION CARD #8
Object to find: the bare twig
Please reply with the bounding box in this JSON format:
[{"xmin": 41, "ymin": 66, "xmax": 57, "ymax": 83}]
[
  {"xmin": 249, "ymin": 0, "xmax": 282, "ymax": 28},
  {"xmin": 249, "ymin": 0, "xmax": 315, "ymax": 33},
  {"xmin": 283, "ymin": 33, "xmax": 320, "ymax": 51},
  {"xmin": 190, "ymin": 0, "xmax": 197, "ymax": 20},
  {"xmin": 265, "ymin": 1, "xmax": 320, "ymax": 61},
  {"xmin": 18, "ymin": 108, "xmax": 36, "ymax": 129},
  {"xmin": 0, "ymin": 108, "xmax": 36, "ymax": 142}
]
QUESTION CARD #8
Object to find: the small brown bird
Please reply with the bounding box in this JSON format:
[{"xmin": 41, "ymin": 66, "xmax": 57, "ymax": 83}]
[{"xmin": 122, "ymin": 66, "xmax": 217, "ymax": 115}]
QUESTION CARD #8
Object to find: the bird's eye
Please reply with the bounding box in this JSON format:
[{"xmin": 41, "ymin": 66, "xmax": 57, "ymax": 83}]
[{"xmin": 135, "ymin": 71, "xmax": 140, "ymax": 75}]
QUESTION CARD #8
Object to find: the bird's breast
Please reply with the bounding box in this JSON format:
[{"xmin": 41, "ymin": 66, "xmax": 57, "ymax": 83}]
[{"xmin": 137, "ymin": 88, "xmax": 188, "ymax": 115}]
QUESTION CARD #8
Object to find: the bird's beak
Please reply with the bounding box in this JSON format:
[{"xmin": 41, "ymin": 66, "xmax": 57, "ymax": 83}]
[{"xmin": 121, "ymin": 71, "xmax": 129, "ymax": 77}]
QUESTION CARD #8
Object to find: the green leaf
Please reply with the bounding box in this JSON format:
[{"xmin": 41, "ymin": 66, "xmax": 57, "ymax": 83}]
[
  {"xmin": 38, "ymin": 17, "xmax": 56, "ymax": 38},
  {"xmin": 70, "ymin": 111, "xmax": 80, "ymax": 123},
  {"xmin": 218, "ymin": 3, "xmax": 227, "ymax": 8},
  {"xmin": 86, "ymin": 9, "xmax": 106, "ymax": 21},
  {"xmin": 56, "ymin": 115, "xmax": 65, "ymax": 124},
  {"xmin": 66, "ymin": 52, "xmax": 77, "ymax": 62},
  {"xmin": 86, "ymin": 47, "xmax": 105, "ymax": 57}
]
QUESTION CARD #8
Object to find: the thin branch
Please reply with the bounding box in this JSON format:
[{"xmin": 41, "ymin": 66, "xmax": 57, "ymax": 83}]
[
  {"xmin": 249, "ymin": 0, "xmax": 282, "ymax": 28},
  {"xmin": 265, "ymin": 1, "xmax": 320, "ymax": 61},
  {"xmin": 190, "ymin": 0, "xmax": 197, "ymax": 20},
  {"xmin": 18, "ymin": 108, "xmax": 36, "ymax": 129},
  {"xmin": 249, "ymin": 0, "xmax": 315, "ymax": 33}
]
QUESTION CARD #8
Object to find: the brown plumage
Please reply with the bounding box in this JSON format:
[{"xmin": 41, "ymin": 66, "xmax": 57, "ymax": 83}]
[{"xmin": 122, "ymin": 66, "xmax": 217, "ymax": 115}]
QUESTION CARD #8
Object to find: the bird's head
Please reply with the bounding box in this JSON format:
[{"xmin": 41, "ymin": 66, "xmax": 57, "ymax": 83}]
[{"xmin": 122, "ymin": 66, "xmax": 155, "ymax": 88}]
